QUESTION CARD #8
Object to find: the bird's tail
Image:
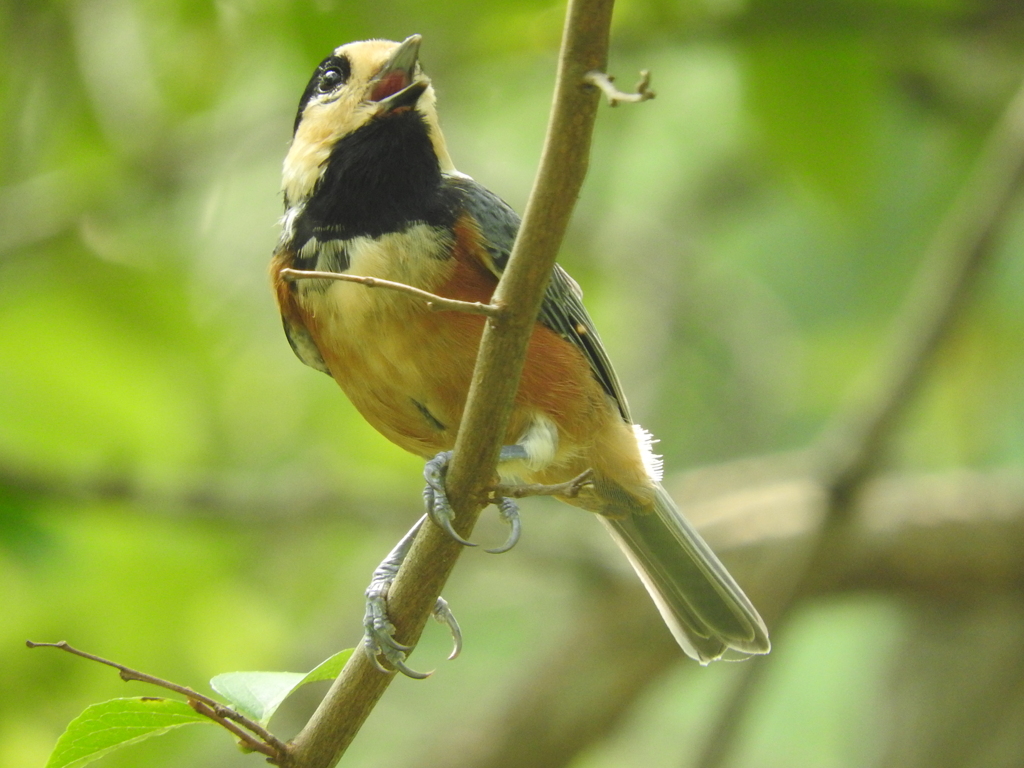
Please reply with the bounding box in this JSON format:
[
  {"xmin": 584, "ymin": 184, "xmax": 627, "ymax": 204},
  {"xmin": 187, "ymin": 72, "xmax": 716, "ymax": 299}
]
[{"xmin": 599, "ymin": 483, "xmax": 770, "ymax": 662}]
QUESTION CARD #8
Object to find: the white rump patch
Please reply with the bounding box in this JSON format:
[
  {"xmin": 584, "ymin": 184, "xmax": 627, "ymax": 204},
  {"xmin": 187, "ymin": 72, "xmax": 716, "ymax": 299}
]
[
  {"xmin": 633, "ymin": 424, "xmax": 663, "ymax": 482},
  {"xmin": 520, "ymin": 413, "xmax": 559, "ymax": 471}
]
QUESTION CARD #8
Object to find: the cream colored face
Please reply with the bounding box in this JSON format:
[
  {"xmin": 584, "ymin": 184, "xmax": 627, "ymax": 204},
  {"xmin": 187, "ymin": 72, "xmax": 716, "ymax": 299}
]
[{"xmin": 282, "ymin": 38, "xmax": 454, "ymax": 206}]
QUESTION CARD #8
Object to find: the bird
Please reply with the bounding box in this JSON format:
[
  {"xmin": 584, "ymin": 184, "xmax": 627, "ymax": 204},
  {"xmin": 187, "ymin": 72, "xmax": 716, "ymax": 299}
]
[{"xmin": 270, "ymin": 35, "xmax": 769, "ymax": 675}]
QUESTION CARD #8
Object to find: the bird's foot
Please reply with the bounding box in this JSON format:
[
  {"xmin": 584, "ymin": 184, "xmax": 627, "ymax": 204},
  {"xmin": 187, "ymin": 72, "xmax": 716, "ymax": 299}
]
[
  {"xmin": 423, "ymin": 449, "xmax": 522, "ymax": 553},
  {"xmin": 363, "ymin": 515, "xmax": 462, "ymax": 679}
]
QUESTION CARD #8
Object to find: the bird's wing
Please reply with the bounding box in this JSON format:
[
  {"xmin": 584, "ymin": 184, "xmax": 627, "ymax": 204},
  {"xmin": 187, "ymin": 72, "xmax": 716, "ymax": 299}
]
[{"xmin": 448, "ymin": 174, "xmax": 631, "ymax": 422}]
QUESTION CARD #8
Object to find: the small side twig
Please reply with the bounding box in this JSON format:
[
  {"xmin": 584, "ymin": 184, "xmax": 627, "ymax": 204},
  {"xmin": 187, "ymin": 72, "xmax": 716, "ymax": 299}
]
[
  {"xmin": 584, "ymin": 70, "xmax": 655, "ymax": 106},
  {"xmin": 279, "ymin": 268, "xmax": 502, "ymax": 317},
  {"xmin": 491, "ymin": 469, "xmax": 595, "ymax": 500},
  {"xmin": 26, "ymin": 640, "xmax": 287, "ymax": 760},
  {"xmin": 187, "ymin": 700, "xmax": 279, "ymax": 759}
]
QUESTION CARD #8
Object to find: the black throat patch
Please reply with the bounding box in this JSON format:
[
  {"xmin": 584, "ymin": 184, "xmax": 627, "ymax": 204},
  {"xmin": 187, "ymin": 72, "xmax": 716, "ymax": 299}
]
[{"xmin": 292, "ymin": 110, "xmax": 454, "ymax": 246}]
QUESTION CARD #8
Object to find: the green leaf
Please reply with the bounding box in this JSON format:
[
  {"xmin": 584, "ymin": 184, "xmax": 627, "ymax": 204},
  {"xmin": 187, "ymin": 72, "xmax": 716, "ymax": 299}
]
[
  {"xmin": 45, "ymin": 697, "xmax": 212, "ymax": 768},
  {"xmin": 210, "ymin": 648, "xmax": 353, "ymax": 725},
  {"xmin": 300, "ymin": 648, "xmax": 355, "ymax": 684}
]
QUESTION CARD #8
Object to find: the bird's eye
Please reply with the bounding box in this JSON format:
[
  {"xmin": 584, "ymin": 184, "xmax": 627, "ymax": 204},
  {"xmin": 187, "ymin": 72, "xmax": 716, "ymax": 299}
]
[{"xmin": 318, "ymin": 67, "xmax": 345, "ymax": 93}]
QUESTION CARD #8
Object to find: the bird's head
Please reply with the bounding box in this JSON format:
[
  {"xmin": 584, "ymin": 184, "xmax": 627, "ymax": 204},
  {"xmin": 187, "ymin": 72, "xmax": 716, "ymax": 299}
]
[{"xmin": 283, "ymin": 35, "xmax": 454, "ymax": 206}]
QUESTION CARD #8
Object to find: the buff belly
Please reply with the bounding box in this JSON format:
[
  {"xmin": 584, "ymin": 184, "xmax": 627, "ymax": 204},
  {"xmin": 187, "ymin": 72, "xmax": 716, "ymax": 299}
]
[{"xmin": 292, "ymin": 225, "xmax": 655, "ymax": 513}]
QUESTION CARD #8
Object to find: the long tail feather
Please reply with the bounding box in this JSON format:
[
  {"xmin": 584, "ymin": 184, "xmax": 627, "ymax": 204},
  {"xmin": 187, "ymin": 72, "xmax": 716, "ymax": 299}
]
[{"xmin": 600, "ymin": 483, "xmax": 769, "ymax": 663}]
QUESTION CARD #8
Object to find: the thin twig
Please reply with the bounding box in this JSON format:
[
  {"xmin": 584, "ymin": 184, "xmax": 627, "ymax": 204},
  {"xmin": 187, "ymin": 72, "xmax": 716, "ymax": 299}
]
[
  {"xmin": 26, "ymin": 641, "xmax": 287, "ymax": 757},
  {"xmin": 491, "ymin": 469, "xmax": 595, "ymax": 499},
  {"xmin": 584, "ymin": 70, "xmax": 655, "ymax": 106},
  {"xmin": 279, "ymin": 268, "xmax": 502, "ymax": 317},
  {"xmin": 283, "ymin": 3, "xmax": 616, "ymax": 767},
  {"xmin": 188, "ymin": 700, "xmax": 280, "ymax": 760}
]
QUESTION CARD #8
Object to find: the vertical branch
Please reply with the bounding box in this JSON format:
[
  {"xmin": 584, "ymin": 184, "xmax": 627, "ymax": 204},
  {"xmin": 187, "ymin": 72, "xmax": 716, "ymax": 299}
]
[
  {"xmin": 283, "ymin": 2, "xmax": 615, "ymax": 766},
  {"xmin": 441, "ymin": 0, "xmax": 611, "ymax": 520}
]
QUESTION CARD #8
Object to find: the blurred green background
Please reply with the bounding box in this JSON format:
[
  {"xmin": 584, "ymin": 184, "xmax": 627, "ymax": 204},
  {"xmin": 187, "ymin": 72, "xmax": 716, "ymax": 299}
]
[{"xmin": 3, "ymin": 0, "xmax": 1024, "ymax": 766}]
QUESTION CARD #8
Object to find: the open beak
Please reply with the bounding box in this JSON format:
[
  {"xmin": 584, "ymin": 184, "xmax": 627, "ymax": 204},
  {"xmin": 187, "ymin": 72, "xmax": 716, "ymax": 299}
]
[{"xmin": 370, "ymin": 35, "xmax": 428, "ymax": 112}]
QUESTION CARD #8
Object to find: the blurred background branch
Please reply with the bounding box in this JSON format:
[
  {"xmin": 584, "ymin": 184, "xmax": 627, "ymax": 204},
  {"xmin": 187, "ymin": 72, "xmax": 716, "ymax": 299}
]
[
  {"xmin": 694, "ymin": 61, "xmax": 1024, "ymax": 768},
  {"xmin": 412, "ymin": 463, "xmax": 1024, "ymax": 768}
]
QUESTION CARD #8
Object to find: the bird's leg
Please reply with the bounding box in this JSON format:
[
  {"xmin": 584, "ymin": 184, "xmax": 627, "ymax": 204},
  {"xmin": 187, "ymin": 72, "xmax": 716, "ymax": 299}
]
[
  {"xmin": 363, "ymin": 514, "xmax": 462, "ymax": 679},
  {"xmin": 423, "ymin": 446, "xmax": 526, "ymax": 553},
  {"xmin": 367, "ymin": 445, "xmax": 523, "ymax": 678}
]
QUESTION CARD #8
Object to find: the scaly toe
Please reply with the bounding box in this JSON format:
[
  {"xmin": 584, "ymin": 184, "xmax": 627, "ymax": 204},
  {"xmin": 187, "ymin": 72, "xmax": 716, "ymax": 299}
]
[
  {"xmin": 485, "ymin": 496, "xmax": 521, "ymax": 554},
  {"xmin": 423, "ymin": 452, "xmax": 478, "ymax": 547},
  {"xmin": 363, "ymin": 595, "xmax": 432, "ymax": 678}
]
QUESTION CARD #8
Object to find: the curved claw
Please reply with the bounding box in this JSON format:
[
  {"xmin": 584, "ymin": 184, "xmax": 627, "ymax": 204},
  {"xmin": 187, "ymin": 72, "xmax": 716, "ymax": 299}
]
[
  {"xmin": 423, "ymin": 450, "xmax": 527, "ymax": 553},
  {"xmin": 363, "ymin": 602, "xmax": 433, "ymax": 678},
  {"xmin": 424, "ymin": 485, "xmax": 477, "ymax": 547},
  {"xmin": 368, "ymin": 623, "xmax": 413, "ymax": 654},
  {"xmin": 364, "ymin": 556, "xmax": 428, "ymax": 678},
  {"xmin": 366, "ymin": 646, "xmax": 391, "ymax": 674},
  {"xmin": 485, "ymin": 496, "xmax": 522, "ymax": 554},
  {"xmin": 433, "ymin": 596, "xmax": 463, "ymax": 660},
  {"xmin": 365, "ymin": 644, "xmax": 433, "ymax": 679},
  {"xmin": 391, "ymin": 655, "xmax": 433, "ymax": 680},
  {"xmin": 361, "ymin": 514, "xmax": 462, "ymax": 679},
  {"xmin": 423, "ymin": 452, "xmax": 478, "ymax": 547}
]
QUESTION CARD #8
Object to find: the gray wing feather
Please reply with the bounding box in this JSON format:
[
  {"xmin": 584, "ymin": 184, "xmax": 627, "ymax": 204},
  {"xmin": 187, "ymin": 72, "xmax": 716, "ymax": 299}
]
[
  {"xmin": 283, "ymin": 316, "xmax": 331, "ymax": 375},
  {"xmin": 449, "ymin": 177, "xmax": 770, "ymax": 663},
  {"xmin": 450, "ymin": 175, "xmax": 631, "ymax": 421}
]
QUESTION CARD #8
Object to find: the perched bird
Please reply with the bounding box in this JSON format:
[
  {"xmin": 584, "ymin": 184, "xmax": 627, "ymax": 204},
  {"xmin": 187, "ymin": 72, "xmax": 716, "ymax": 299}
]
[{"xmin": 271, "ymin": 35, "xmax": 769, "ymax": 674}]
